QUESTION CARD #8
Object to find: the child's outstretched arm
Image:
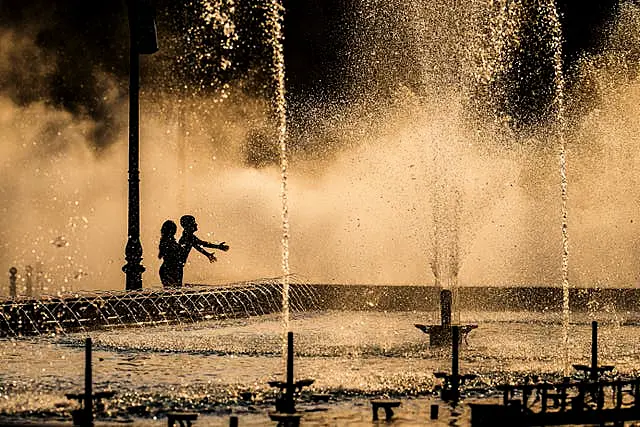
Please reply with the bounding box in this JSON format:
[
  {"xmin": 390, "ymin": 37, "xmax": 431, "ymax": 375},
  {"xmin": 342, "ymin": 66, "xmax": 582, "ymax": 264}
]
[
  {"xmin": 194, "ymin": 236, "xmax": 229, "ymax": 251},
  {"xmin": 193, "ymin": 244, "xmax": 217, "ymax": 262}
]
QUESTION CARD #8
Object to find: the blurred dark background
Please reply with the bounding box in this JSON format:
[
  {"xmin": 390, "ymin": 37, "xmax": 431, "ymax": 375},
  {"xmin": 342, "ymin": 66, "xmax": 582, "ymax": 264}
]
[{"xmin": 0, "ymin": 0, "xmax": 629, "ymax": 148}]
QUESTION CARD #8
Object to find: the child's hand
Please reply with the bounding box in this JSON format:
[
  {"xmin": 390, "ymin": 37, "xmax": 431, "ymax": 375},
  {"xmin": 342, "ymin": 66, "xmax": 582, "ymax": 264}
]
[
  {"xmin": 208, "ymin": 253, "xmax": 217, "ymax": 263},
  {"xmin": 218, "ymin": 242, "xmax": 229, "ymax": 252}
]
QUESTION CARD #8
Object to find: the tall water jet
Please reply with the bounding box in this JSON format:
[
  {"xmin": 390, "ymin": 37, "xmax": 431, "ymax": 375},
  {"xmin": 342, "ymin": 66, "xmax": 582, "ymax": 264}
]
[
  {"xmin": 265, "ymin": 0, "xmax": 291, "ymax": 346},
  {"xmin": 431, "ymin": 176, "xmax": 461, "ymax": 326},
  {"xmin": 469, "ymin": 0, "xmax": 572, "ymax": 371},
  {"xmin": 544, "ymin": 0, "xmax": 570, "ymax": 376}
]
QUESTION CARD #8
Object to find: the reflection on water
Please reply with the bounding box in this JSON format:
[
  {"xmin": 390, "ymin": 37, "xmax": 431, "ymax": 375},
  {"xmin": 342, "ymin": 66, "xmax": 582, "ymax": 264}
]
[{"xmin": 2, "ymin": 310, "xmax": 640, "ymax": 425}]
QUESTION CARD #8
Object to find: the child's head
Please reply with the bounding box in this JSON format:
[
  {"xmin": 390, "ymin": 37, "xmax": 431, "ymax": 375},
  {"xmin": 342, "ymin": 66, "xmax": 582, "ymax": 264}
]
[
  {"xmin": 180, "ymin": 215, "xmax": 198, "ymax": 232},
  {"xmin": 161, "ymin": 220, "xmax": 177, "ymax": 237}
]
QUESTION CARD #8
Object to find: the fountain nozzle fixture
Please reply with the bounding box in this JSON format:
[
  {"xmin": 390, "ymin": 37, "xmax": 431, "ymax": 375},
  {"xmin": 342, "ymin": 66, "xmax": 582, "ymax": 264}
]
[
  {"xmin": 415, "ymin": 289, "xmax": 478, "ymax": 347},
  {"xmin": 268, "ymin": 331, "xmax": 314, "ymax": 426}
]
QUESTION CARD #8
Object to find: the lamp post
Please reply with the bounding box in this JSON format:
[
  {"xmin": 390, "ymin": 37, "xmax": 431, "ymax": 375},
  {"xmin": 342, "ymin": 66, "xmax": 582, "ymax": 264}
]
[{"xmin": 123, "ymin": 0, "xmax": 158, "ymax": 291}]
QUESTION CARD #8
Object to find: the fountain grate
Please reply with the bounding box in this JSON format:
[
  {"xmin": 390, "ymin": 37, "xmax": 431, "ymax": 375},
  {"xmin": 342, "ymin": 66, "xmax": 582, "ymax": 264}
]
[{"xmin": 0, "ymin": 277, "xmax": 319, "ymax": 337}]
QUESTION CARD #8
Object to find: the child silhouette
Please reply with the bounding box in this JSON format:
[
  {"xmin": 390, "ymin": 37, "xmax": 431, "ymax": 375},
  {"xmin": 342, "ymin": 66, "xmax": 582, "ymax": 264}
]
[
  {"xmin": 158, "ymin": 220, "xmax": 184, "ymax": 287},
  {"xmin": 179, "ymin": 214, "xmax": 229, "ymax": 267}
]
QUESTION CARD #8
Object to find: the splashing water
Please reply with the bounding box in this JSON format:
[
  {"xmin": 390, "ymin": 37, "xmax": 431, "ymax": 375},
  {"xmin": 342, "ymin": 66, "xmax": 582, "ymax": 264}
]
[
  {"xmin": 472, "ymin": 0, "xmax": 572, "ymax": 372},
  {"xmin": 470, "ymin": 0, "xmax": 526, "ymax": 129},
  {"xmin": 0, "ymin": 279, "xmax": 319, "ymax": 337},
  {"xmin": 431, "ymin": 171, "xmax": 461, "ymax": 324},
  {"xmin": 544, "ymin": 0, "xmax": 570, "ymax": 375},
  {"xmin": 200, "ymin": 0, "xmax": 238, "ymax": 99},
  {"xmin": 265, "ymin": 0, "xmax": 291, "ymax": 358},
  {"xmin": 201, "ymin": 0, "xmax": 237, "ymax": 54}
]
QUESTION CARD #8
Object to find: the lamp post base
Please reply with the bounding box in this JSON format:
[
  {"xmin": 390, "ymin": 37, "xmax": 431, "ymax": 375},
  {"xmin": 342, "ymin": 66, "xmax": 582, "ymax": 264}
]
[{"xmin": 123, "ymin": 237, "xmax": 145, "ymax": 291}]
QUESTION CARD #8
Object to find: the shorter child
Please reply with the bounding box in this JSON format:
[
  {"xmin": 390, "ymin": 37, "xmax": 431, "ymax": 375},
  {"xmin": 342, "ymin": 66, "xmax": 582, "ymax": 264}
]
[{"xmin": 158, "ymin": 220, "xmax": 184, "ymax": 287}]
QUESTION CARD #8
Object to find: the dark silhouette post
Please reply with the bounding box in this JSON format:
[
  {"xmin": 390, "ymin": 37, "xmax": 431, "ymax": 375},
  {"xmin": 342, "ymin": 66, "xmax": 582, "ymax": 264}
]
[
  {"xmin": 123, "ymin": 0, "xmax": 144, "ymax": 291},
  {"xmin": 25, "ymin": 265, "xmax": 33, "ymax": 298},
  {"xmin": 591, "ymin": 321, "xmax": 598, "ymax": 381},
  {"xmin": 84, "ymin": 337, "xmax": 93, "ymax": 427},
  {"xmin": 123, "ymin": 0, "xmax": 158, "ymax": 291},
  {"xmin": 451, "ymin": 325, "xmax": 460, "ymax": 403},
  {"xmin": 570, "ymin": 320, "xmax": 614, "ymax": 381},
  {"xmin": 285, "ymin": 331, "xmax": 295, "ymax": 413},
  {"xmin": 9, "ymin": 267, "xmax": 17, "ymax": 298},
  {"xmin": 435, "ymin": 324, "xmax": 476, "ymax": 404},
  {"xmin": 35, "ymin": 262, "xmax": 44, "ymax": 296},
  {"xmin": 430, "ymin": 404, "xmax": 439, "ymax": 420},
  {"xmin": 267, "ymin": 331, "xmax": 313, "ymax": 424}
]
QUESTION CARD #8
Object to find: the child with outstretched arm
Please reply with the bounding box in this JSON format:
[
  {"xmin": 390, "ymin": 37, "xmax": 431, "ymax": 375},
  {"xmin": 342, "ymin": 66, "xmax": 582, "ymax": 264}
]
[{"xmin": 178, "ymin": 215, "xmax": 229, "ymax": 264}]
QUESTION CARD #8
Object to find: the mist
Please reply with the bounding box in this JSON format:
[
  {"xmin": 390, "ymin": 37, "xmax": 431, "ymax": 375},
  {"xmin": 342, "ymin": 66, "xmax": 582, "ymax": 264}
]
[{"xmin": 1, "ymin": 1, "xmax": 640, "ymax": 293}]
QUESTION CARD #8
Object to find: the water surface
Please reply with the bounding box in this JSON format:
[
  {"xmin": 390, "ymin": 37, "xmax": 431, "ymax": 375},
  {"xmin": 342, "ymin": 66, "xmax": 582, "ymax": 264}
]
[{"xmin": 2, "ymin": 310, "xmax": 639, "ymax": 425}]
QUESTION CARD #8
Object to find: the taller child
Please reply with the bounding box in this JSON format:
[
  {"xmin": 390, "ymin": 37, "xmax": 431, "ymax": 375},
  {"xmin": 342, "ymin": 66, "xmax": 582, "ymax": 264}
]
[{"xmin": 179, "ymin": 215, "xmax": 229, "ymax": 268}]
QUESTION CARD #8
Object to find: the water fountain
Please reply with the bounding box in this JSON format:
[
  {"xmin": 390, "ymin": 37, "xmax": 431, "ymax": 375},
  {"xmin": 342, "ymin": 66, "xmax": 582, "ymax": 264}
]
[
  {"xmin": 1, "ymin": 0, "xmax": 639, "ymax": 426},
  {"xmin": 0, "ymin": 278, "xmax": 319, "ymax": 337}
]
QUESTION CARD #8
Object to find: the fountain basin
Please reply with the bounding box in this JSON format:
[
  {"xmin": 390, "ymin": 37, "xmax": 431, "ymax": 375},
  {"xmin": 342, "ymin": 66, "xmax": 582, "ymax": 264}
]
[
  {"xmin": 2, "ymin": 308, "xmax": 640, "ymax": 426},
  {"xmin": 0, "ymin": 281, "xmax": 318, "ymax": 337}
]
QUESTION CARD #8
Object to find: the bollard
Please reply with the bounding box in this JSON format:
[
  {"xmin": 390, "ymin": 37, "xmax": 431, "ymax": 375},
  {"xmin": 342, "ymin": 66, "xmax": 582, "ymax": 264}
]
[
  {"xmin": 85, "ymin": 338, "xmax": 93, "ymax": 427},
  {"xmin": 285, "ymin": 331, "xmax": 295, "ymax": 413},
  {"xmin": 9, "ymin": 267, "xmax": 17, "ymax": 298},
  {"xmin": 591, "ymin": 321, "xmax": 598, "ymax": 381},
  {"xmin": 451, "ymin": 326, "xmax": 460, "ymax": 403},
  {"xmin": 35, "ymin": 262, "xmax": 44, "ymax": 296},
  {"xmin": 430, "ymin": 404, "xmax": 439, "ymax": 419},
  {"xmin": 229, "ymin": 415, "xmax": 238, "ymax": 427},
  {"xmin": 440, "ymin": 289, "xmax": 452, "ymax": 326},
  {"xmin": 25, "ymin": 265, "xmax": 33, "ymax": 298}
]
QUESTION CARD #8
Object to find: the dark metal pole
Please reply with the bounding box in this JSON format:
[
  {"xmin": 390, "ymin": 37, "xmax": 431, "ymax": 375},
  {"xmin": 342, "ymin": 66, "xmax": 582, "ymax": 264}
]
[
  {"xmin": 591, "ymin": 320, "xmax": 598, "ymax": 381},
  {"xmin": 451, "ymin": 325, "xmax": 460, "ymax": 403},
  {"xmin": 430, "ymin": 404, "xmax": 439, "ymax": 420},
  {"xmin": 25, "ymin": 265, "xmax": 33, "ymax": 297},
  {"xmin": 123, "ymin": 0, "xmax": 145, "ymax": 291},
  {"xmin": 286, "ymin": 331, "xmax": 294, "ymax": 413},
  {"xmin": 84, "ymin": 337, "xmax": 93, "ymax": 426},
  {"xmin": 8, "ymin": 267, "xmax": 17, "ymax": 298}
]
